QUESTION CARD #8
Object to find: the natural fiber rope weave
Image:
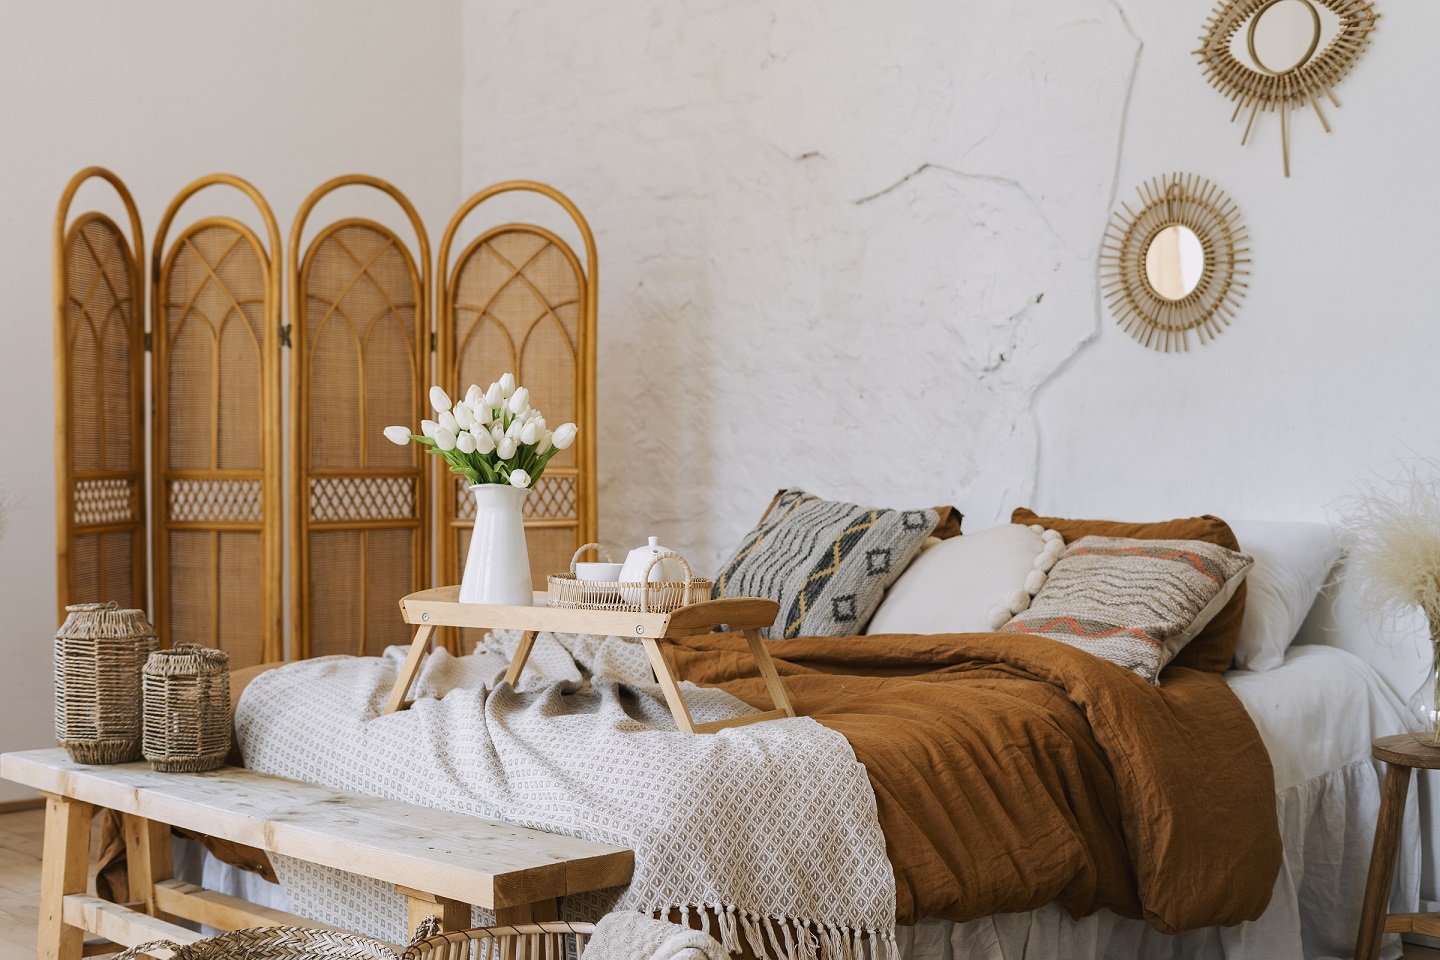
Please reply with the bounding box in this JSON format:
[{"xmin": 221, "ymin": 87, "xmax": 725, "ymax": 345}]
[
  {"xmin": 54, "ymin": 603, "xmax": 158, "ymax": 764},
  {"xmin": 142, "ymin": 644, "xmax": 231, "ymax": 772},
  {"xmin": 403, "ymin": 922, "xmax": 595, "ymax": 960},
  {"xmin": 113, "ymin": 925, "xmax": 398, "ymax": 960}
]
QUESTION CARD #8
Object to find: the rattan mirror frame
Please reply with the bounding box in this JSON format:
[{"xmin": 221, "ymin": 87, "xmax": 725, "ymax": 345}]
[
  {"xmin": 288, "ymin": 176, "xmax": 432, "ymax": 659},
  {"xmin": 53, "ymin": 168, "xmax": 148, "ymax": 623},
  {"xmin": 1100, "ymin": 173, "xmax": 1250, "ymax": 352}
]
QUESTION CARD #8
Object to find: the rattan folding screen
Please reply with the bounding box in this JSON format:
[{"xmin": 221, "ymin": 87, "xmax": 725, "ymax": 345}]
[
  {"xmin": 52, "ymin": 168, "xmax": 148, "ymax": 623},
  {"xmin": 289, "ymin": 177, "xmax": 431, "ymax": 659},
  {"xmin": 151, "ymin": 175, "xmax": 285, "ymax": 667},
  {"xmin": 436, "ymin": 182, "xmax": 599, "ymax": 652},
  {"xmin": 53, "ymin": 172, "xmax": 597, "ymax": 666}
]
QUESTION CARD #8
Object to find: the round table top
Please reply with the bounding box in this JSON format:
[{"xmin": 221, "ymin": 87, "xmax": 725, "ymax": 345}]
[{"xmin": 1374, "ymin": 733, "xmax": 1440, "ymax": 769}]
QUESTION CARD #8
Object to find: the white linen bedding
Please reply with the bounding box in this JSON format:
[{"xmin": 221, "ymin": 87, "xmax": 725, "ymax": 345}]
[{"xmin": 181, "ymin": 643, "xmax": 1417, "ymax": 960}]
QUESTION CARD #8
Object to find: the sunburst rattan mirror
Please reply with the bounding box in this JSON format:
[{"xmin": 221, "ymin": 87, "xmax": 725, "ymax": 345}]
[
  {"xmin": 1195, "ymin": 0, "xmax": 1379, "ymax": 176},
  {"xmin": 1100, "ymin": 173, "xmax": 1250, "ymax": 352}
]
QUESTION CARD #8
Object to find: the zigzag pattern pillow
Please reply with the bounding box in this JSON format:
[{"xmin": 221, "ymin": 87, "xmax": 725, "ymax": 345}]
[
  {"xmin": 713, "ymin": 489, "xmax": 939, "ymax": 639},
  {"xmin": 1001, "ymin": 535, "xmax": 1254, "ymax": 683}
]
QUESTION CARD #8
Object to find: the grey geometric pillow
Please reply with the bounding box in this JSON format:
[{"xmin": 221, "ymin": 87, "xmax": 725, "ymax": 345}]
[
  {"xmin": 713, "ymin": 489, "xmax": 939, "ymax": 639},
  {"xmin": 1001, "ymin": 535, "xmax": 1254, "ymax": 683}
]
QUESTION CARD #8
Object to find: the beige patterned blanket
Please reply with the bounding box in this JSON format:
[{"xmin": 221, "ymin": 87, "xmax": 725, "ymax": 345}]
[{"xmin": 235, "ymin": 632, "xmax": 897, "ymax": 960}]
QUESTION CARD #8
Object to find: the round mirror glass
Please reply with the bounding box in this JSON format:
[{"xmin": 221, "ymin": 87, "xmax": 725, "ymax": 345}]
[
  {"xmin": 1144, "ymin": 225, "xmax": 1205, "ymax": 301},
  {"xmin": 1248, "ymin": 0, "xmax": 1322, "ymax": 74}
]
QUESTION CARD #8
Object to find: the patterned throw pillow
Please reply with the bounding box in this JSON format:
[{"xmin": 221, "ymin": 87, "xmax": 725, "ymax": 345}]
[
  {"xmin": 713, "ymin": 489, "xmax": 940, "ymax": 639},
  {"xmin": 1001, "ymin": 535, "xmax": 1254, "ymax": 683}
]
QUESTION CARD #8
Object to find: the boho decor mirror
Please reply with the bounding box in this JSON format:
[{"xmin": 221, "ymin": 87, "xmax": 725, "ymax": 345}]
[
  {"xmin": 1195, "ymin": 0, "xmax": 1379, "ymax": 176},
  {"xmin": 1101, "ymin": 173, "xmax": 1250, "ymax": 352}
]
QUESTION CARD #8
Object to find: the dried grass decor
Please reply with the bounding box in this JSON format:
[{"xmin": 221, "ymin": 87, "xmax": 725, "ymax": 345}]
[
  {"xmin": 54, "ymin": 602, "xmax": 158, "ymax": 764},
  {"xmin": 142, "ymin": 644, "xmax": 231, "ymax": 773}
]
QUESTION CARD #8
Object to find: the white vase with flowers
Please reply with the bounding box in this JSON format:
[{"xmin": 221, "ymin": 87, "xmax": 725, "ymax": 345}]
[{"xmin": 385, "ymin": 372, "xmax": 577, "ymax": 606}]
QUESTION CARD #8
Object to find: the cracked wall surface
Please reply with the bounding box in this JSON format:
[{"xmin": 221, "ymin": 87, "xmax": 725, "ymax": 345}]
[{"xmin": 462, "ymin": 0, "xmax": 1137, "ymax": 569}]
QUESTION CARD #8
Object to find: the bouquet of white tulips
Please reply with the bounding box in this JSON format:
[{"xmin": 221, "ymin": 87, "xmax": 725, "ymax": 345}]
[{"xmin": 384, "ymin": 372, "xmax": 576, "ymax": 489}]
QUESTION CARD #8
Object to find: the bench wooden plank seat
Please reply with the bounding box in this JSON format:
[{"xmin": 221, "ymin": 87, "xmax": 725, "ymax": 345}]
[{"xmin": 2, "ymin": 748, "xmax": 634, "ymax": 959}]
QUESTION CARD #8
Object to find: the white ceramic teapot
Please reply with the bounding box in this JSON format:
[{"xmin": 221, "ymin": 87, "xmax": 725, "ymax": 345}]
[{"xmin": 618, "ymin": 536, "xmax": 687, "ymax": 584}]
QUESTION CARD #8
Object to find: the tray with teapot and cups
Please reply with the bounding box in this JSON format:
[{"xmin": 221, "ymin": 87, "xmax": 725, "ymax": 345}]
[{"xmin": 548, "ymin": 539, "xmax": 715, "ymax": 614}]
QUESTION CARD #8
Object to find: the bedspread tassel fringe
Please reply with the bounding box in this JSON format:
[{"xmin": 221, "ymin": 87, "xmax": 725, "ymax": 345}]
[{"xmin": 654, "ymin": 903, "xmax": 898, "ymax": 960}]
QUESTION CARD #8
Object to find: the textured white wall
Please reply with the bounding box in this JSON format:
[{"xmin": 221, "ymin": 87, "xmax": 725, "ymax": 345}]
[{"xmin": 0, "ymin": 0, "xmax": 462, "ymax": 802}]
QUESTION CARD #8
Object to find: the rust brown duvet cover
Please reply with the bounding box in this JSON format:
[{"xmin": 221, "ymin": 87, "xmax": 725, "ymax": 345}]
[{"xmin": 665, "ymin": 630, "xmax": 1282, "ymax": 934}]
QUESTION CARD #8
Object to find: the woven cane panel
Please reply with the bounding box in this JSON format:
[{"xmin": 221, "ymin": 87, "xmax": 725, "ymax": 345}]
[
  {"xmin": 74, "ymin": 478, "xmax": 138, "ymax": 526},
  {"xmin": 309, "ymin": 476, "xmax": 417, "ymax": 523},
  {"xmin": 307, "ymin": 528, "xmax": 417, "ymax": 658},
  {"xmin": 163, "ymin": 223, "xmax": 266, "ymax": 472},
  {"xmin": 65, "ymin": 216, "xmax": 136, "ymax": 473},
  {"xmin": 167, "ymin": 478, "xmax": 263, "ymax": 524},
  {"xmin": 451, "ymin": 229, "xmax": 580, "ymax": 472},
  {"xmin": 166, "ymin": 529, "xmax": 263, "ymax": 667},
  {"xmin": 100, "ymin": 531, "xmax": 135, "ymax": 609},
  {"xmin": 72, "ymin": 534, "xmax": 100, "ymax": 605},
  {"xmin": 452, "ymin": 474, "xmax": 576, "ymax": 523},
  {"xmin": 167, "ymin": 531, "xmax": 212, "ymax": 648},
  {"xmin": 305, "ymin": 223, "xmax": 421, "ymax": 472}
]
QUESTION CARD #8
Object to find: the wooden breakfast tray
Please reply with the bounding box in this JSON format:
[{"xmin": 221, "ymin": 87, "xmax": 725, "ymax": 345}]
[{"xmin": 387, "ymin": 587, "xmax": 796, "ymax": 734}]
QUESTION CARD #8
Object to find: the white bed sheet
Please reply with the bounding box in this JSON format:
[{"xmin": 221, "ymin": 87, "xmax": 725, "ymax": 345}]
[{"xmin": 182, "ymin": 644, "xmax": 1418, "ymax": 960}]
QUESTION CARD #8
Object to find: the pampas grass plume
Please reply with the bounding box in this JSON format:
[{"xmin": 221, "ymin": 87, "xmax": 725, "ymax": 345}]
[{"xmin": 1338, "ymin": 457, "xmax": 1440, "ymax": 630}]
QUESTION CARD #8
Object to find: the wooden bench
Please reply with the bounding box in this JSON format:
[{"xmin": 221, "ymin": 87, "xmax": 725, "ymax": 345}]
[{"xmin": 1, "ymin": 748, "xmax": 634, "ymax": 960}]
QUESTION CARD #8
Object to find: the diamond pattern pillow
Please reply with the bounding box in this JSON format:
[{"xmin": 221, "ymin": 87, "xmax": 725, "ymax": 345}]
[
  {"xmin": 713, "ymin": 489, "xmax": 940, "ymax": 639},
  {"xmin": 1001, "ymin": 535, "xmax": 1254, "ymax": 683}
]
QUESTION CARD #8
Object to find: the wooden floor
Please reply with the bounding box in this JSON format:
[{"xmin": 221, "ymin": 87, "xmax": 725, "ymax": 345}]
[{"xmin": 2, "ymin": 809, "xmax": 1440, "ymax": 959}]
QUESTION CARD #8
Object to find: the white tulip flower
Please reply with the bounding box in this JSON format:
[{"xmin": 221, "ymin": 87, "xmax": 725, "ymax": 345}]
[
  {"xmin": 429, "ymin": 386, "xmax": 452, "ymax": 414},
  {"xmin": 465, "ymin": 384, "xmax": 482, "ymax": 405},
  {"xmin": 506, "ymin": 418, "xmax": 523, "ymax": 439},
  {"xmin": 454, "ymin": 403, "xmax": 475, "ymax": 430},
  {"xmin": 383, "ymin": 425, "xmax": 411, "ymax": 446},
  {"xmin": 496, "ymin": 436, "xmax": 517, "ymax": 459},
  {"xmin": 536, "ymin": 430, "xmax": 553, "ymax": 455},
  {"xmin": 508, "ymin": 469, "xmax": 531, "ymax": 489},
  {"xmin": 421, "ymin": 419, "xmax": 439, "ymax": 438},
  {"xmin": 519, "ymin": 420, "xmax": 541, "ymax": 445},
  {"xmin": 485, "ymin": 382, "xmax": 504, "ymax": 408},
  {"xmin": 438, "ymin": 410, "xmax": 459, "ymax": 434},
  {"xmin": 434, "ymin": 426, "xmax": 458, "ymax": 451},
  {"xmin": 507, "ymin": 387, "xmax": 529, "ymax": 415},
  {"xmin": 455, "ymin": 431, "xmax": 477, "ymax": 454},
  {"xmin": 490, "ymin": 422, "xmax": 505, "ymax": 443},
  {"xmin": 498, "ymin": 372, "xmax": 516, "ymax": 397},
  {"xmin": 472, "ymin": 427, "xmax": 496, "ymax": 454},
  {"xmin": 552, "ymin": 423, "xmax": 578, "ymax": 450}
]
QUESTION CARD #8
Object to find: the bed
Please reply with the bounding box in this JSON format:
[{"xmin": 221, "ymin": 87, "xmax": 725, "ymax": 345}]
[{"xmin": 165, "ymin": 517, "xmax": 1421, "ymax": 960}]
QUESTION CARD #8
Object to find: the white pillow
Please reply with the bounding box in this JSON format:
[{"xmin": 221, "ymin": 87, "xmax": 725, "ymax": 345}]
[
  {"xmin": 1229, "ymin": 520, "xmax": 1345, "ymax": 672},
  {"xmin": 865, "ymin": 524, "xmax": 1062, "ymax": 635}
]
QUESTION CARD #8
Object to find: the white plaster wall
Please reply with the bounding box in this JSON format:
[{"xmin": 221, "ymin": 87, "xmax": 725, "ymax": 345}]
[{"xmin": 0, "ymin": 0, "xmax": 462, "ymax": 803}]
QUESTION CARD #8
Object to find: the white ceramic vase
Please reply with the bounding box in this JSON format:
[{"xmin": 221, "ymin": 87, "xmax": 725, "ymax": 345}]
[{"xmin": 458, "ymin": 484, "xmax": 533, "ymax": 606}]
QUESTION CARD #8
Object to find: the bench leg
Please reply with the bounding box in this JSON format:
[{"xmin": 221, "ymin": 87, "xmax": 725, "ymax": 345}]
[
  {"xmin": 494, "ymin": 899, "xmax": 558, "ymax": 924},
  {"xmin": 1356, "ymin": 762, "xmax": 1412, "ymax": 960},
  {"xmin": 38, "ymin": 794, "xmax": 93, "ymax": 960},
  {"xmin": 400, "ymin": 886, "xmax": 471, "ymax": 938},
  {"xmin": 123, "ymin": 814, "xmax": 174, "ymax": 921}
]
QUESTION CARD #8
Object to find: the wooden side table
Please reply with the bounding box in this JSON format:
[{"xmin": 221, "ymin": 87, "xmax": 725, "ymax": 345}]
[
  {"xmin": 1355, "ymin": 733, "xmax": 1440, "ymax": 960},
  {"xmin": 385, "ymin": 587, "xmax": 797, "ymax": 734}
]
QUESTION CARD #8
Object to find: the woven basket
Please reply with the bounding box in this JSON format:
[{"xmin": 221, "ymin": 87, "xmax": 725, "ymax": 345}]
[
  {"xmin": 547, "ymin": 544, "xmax": 711, "ymax": 614},
  {"xmin": 114, "ymin": 926, "xmax": 398, "ymax": 960},
  {"xmin": 402, "ymin": 922, "xmax": 595, "ymax": 960},
  {"xmin": 142, "ymin": 644, "xmax": 232, "ymax": 773},
  {"xmin": 54, "ymin": 603, "xmax": 159, "ymax": 765}
]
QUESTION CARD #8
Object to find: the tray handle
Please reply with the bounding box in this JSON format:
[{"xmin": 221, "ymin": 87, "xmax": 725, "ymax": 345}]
[
  {"xmin": 570, "ymin": 542, "xmax": 615, "ymax": 573},
  {"xmin": 640, "ymin": 551, "xmax": 696, "ymax": 613}
]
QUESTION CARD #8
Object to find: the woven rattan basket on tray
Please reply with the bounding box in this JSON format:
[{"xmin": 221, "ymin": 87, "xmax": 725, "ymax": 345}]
[
  {"xmin": 54, "ymin": 602, "xmax": 159, "ymax": 764},
  {"xmin": 114, "ymin": 925, "xmax": 398, "ymax": 960},
  {"xmin": 403, "ymin": 921, "xmax": 595, "ymax": 960},
  {"xmin": 547, "ymin": 544, "xmax": 711, "ymax": 614},
  {"xmin": 142, "ymin": 644, "xmax": 231, "ymax": 773}
]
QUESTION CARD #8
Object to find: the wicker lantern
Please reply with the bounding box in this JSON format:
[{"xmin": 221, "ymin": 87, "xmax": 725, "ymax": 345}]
[
  {"xmin": 142, "ymin": 644, "xmax": 232, "ymax": 773},
  {"xmin": 54, "ymin": 603, "xmax": 159, "ymax": 764}
]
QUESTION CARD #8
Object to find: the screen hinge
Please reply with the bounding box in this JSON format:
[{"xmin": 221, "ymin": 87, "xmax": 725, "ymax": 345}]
[
  {"xmin": 143, "ymin": 331, "xmax": 152, "ymax": 352},
  {"xmin": 430, "ymin": 331, "xmax": 437, "ymax": 352},
  {"xmin": 279, "ymin": 323, "xmax": 293, "ymax": 348}
]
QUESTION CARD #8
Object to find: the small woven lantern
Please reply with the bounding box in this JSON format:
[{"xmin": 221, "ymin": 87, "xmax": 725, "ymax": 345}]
[
  {"xmin": 54, "ymin": 603, "xmax": 159, "ymax": 764},
  {"xmin": 142, "ymin": 644, "xmax": 232, "ymax": 773}
]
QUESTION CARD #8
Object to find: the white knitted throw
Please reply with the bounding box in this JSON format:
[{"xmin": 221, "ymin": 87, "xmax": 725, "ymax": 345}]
[{"xmin": 235, "ymin": 632, "xmax": 897, "ymax": 960}]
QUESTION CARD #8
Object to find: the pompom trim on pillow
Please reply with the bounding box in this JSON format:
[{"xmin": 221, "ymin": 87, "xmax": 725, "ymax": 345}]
[{"xmin": 986, "ymin": 525, "xmax": 1065, "ymax": 629}]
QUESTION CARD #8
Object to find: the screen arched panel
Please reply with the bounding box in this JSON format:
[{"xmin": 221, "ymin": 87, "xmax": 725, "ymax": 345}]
[
  {"xmin": 436, "ymin": 183, "xmax": 598, "ymax": 652},
  {"xmin": 152, "ymin": 176, "xmax": 282, "ymax": 666},
  {"xmin": 289, "ymin": 177, "xmax": 431, "ymax": 659},
  {"xmin": 53, "ymin": 168, "xmax": 147, "ymax": 623}
]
